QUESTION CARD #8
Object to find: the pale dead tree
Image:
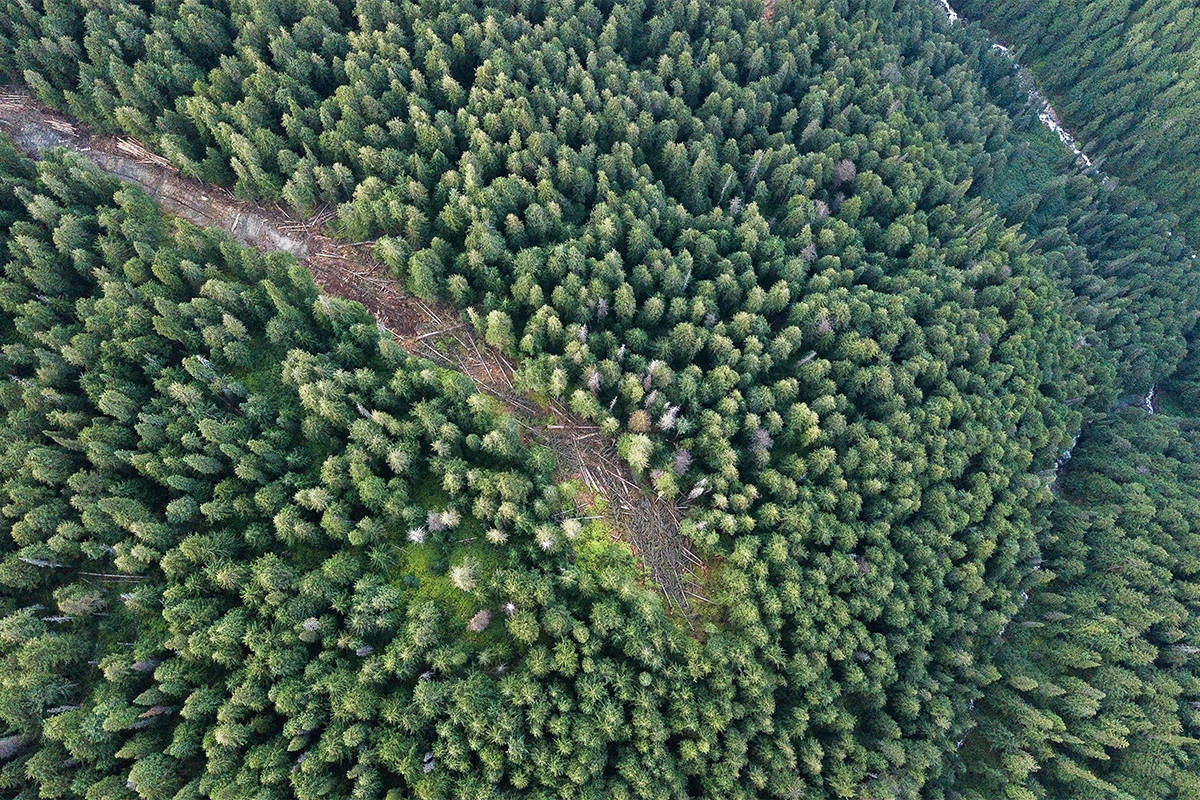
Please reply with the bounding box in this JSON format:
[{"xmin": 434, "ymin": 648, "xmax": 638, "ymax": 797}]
[
  {"xmin": 60, "ymin": 592, "xmax": 105, "ymax": 617},
  {"xmin": 0, "ymin": 735, "xmax": 29, "ymax": 760},
  {"xmin": 644, "ymin": 360, "xmax": 664, "ymax": 390},
  {"xmin": 834, "ymin": 158, "xmax": 857, "ymax": 185},
  {"xmin": 19, "ymin": 556, "xmax": 63, "ymax": 568},
  {"xmin": 752, "ymin": 427, "xmax": 773, "ymax": 451},
  {"xmin": 426, "ymin": 509, "xmax": 460, "ymax": 532},
  {"xmin": 138, "ymin": 705, "xmax": 173, "ymax": 719},
  {"xmin": 717, "ymin": 171, "xmax": 735, "ymax": 206},
  {"xmin": 744, "ymin": 150, "xmax": 764, "ymax": 194},
  {"xmin": 467, "ymin": 609, "xmax": 492, "ymax": 632}
]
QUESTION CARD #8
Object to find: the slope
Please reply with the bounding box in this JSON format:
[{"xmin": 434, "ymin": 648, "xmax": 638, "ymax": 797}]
[{"xmin": 0, "ymin": 87, "xmax": 706, "ymax": 616}]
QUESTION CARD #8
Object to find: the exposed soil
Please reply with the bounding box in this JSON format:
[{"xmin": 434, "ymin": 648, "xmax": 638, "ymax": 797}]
[{"xmin": 0, "ymin": 87, "xmax": 709, "ymax": 619}]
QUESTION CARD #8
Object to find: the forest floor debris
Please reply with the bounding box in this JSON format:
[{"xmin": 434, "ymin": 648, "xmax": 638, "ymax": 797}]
[{"xmin": 0, "ymin": 87, "xmax": 709, "ymax": 618}]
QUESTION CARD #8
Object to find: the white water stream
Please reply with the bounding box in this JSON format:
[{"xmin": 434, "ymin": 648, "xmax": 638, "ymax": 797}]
[{"xmin": 935, "ymin": 0, "xmax": 958, "ymax": 23}]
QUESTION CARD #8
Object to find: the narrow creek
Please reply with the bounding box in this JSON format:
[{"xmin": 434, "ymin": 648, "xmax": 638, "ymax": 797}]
[
  {"xmin": 935, "ymin": 0, "xmax": 1096, "ymax": 171},
  {"xmin": 933, "ymin": 0, "xmax": 1180, "ymax": 756}
]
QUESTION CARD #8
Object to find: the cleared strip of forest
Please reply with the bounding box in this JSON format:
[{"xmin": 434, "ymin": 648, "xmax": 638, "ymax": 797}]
[{"xmin": 0, "ymin": 86, "xmax": 710, "ymax": 620}]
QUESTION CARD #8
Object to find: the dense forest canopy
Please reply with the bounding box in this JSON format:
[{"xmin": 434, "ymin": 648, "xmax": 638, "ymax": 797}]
[
  {"xmin": 0, "ymin": 144, "xmax": 714, "ymax": 800},
  {"xmin": 0, "ymin": 0, "xmax": 1199, "ymax": 798},
  {"xmin": 959, "ymin": 409, "xmax": 1200, "ymax": 800}
]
